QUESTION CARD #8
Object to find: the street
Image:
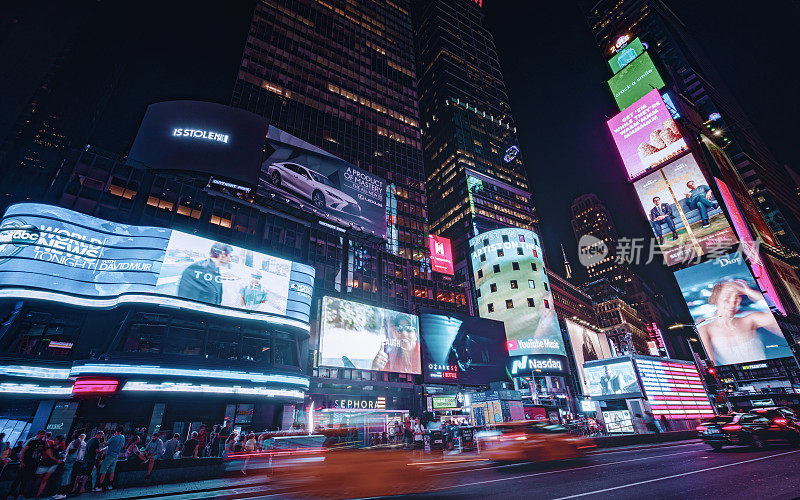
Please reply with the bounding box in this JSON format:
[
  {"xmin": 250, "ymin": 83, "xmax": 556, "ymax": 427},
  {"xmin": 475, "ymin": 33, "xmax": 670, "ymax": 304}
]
[{"xmin": 96, "ymin": 440, "xmax": 800, "ymax": 499}]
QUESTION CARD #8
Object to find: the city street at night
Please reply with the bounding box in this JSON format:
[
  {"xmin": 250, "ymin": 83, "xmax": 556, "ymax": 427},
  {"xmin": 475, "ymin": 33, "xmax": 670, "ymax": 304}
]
[{"xmin": 82, "ymin": 441, "xmax": 800, "ymax": 499}]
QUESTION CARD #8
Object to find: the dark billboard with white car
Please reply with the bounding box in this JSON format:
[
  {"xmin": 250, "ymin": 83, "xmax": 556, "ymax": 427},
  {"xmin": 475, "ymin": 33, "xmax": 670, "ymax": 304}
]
[
  {"xmin": 127, "ymin": 101, "xmax": 269, "ymax": 186},
  {"xmin": 258, "ymin": 126, "xmax": 387, "ymax": 239}
]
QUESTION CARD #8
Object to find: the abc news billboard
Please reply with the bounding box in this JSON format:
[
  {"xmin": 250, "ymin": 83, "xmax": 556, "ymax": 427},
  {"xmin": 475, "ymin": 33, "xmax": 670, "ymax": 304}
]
[
  {"xmin": 0, "ymin": 204, "xmax": 314, "ymax": 326},
  {"xmin": 259, "ymin": 126, "xmax": 387, "ymax": 239}
]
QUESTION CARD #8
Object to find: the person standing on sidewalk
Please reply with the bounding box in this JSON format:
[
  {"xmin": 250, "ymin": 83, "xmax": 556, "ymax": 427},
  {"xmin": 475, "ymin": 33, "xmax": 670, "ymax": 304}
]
[
  {"xmin": 218, "ymin": 420, "xmax": 232, "ymax": 457},
  {"xmin": 96, "ymin": 426, "xmax": 125, "ymax": 491}
]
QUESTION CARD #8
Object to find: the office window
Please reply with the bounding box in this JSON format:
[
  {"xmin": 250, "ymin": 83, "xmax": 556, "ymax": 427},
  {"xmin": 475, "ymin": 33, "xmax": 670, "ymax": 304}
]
[
  {"xmin": 519, "ymin": 234, "xmax": 525, "ymax": 242},
  {"xmin": 517, "ymin": 248, "xmax": 524, "ymax": 255},
  {"xmin": 544, "ymin": 283, "xmax": 549, "ymax": 291},
  {"xmin": 493, "ymin": 264, "xmax": 500, "ymax": 273},
  {"xmin": 487, "ymin": 303, "xmax": 494, "ymax": 313},
  {"xmin": 527, "ymin": 298, "xmax": 535, "ymax": 307},
  {"xmin": 480, "ymin": 253, "xmax": 486, "ymax": 262},
  {"xmin": 510, "ymin": 280, "xmax": 518, "ymax": 289},
  {"xmin": 497, "ymin": 249, "xmax": 504, "ymax": 258},
  {"xmin": 475, "ymin": 289, "xmax": 481, "ymax": 298},
  {"xmin": 505, "ymin": 299, "xmax": 514, "ymax": 309},
  {"xmin": 528, "ymin": 279, "xmax": 535, "ymax": 288},
  {"xmin": 544, "ymin": 299, "xmax": 550, "ymax": 309},
  {"xmin": 490, "ymin": 283, "xmax": 497, "ymax": 293},
  {"xmin": 502, "ymin": 234, "xmax": 509, "ymax": 242},
  {"xmin": 477, "ymin": 269, "xmax": 484, "ymax": 279},
  {"xmin": 531, "ymin": 263, "xmax": 537, "ymax": 272},
  {"xmin": 512, "ymin": 262, "xmax": 520, "ymax": 271}
]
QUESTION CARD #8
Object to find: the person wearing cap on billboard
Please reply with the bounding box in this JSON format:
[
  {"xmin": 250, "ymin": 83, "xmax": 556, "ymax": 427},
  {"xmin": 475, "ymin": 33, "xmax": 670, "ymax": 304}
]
[
  {"xmin": 239, "ymin": 272, "xmax": 269, "ymax": 310},
  {"xmin": 697, "ymin": 279, "xmax": 784, "ymax": 366},
  {"xmin": 372, "ymin": 313, "xmax": 420, "ymax": 374},
  {"xmin": 176, "ymin": 242, "xmax": 232, "ymax": 305},
  {"xmin": 684, "ymin": 181, "xmax": 718, "ymax": 228}
]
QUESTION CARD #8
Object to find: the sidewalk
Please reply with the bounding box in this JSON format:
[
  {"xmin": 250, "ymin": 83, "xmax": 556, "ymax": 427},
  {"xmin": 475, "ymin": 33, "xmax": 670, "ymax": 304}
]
[{"xmin": 89, "ymin": 474, "xmax": 275, "ymax": 500}]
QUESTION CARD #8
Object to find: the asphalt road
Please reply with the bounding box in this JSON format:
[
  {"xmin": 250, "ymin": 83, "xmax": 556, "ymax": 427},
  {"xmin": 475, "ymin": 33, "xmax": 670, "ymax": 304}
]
[{"xmin": 103, "ymin": 440, "xmax": 800, "ymax": 500}]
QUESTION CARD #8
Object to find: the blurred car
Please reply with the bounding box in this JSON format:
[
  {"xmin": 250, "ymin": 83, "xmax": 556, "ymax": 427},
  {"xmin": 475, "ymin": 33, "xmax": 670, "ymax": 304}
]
[
  {"xmin": 750, "ymin": 406, "xmax": 800, "ymax": 428},
  {"xmin": 266, "ymin": 161, "xmax": 361, "ymax": 215},
  {"xmin": 476, "ymin": 421, "xmax": 595, "ymax": 462},
  {"xmin": 697, "ymin": 412, "xmax": 800, "ymax": 450}
]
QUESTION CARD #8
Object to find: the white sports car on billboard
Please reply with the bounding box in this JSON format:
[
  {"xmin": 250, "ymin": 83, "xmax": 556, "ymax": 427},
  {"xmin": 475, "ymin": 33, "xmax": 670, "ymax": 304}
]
[{"xmin": 266, "ymin": 162, "xmax": 361, "ymax": 216}]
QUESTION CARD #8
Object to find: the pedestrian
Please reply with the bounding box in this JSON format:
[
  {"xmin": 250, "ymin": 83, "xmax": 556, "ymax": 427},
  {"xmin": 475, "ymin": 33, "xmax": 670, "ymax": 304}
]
[
  {"xmin": 197, "ymin": 425, "xmax": 208, "ymax": 457},
  {"xmin": 6, "ymin": 430, "xmax": 47, "ymax": 498},
  {"xmin": 218, "ymin": 419, "xmax": 232, "ymax": 456},
  {"xmin": 139, "ymin": 433, "xmax": 164, "ymax": 480},
  {"xmin": 35, "ymin": 434, "xmax": 64, "ymax": 498},
  {"xmin": 413, "ymin": 418, "xmax": 424, "ymax": 450},
  {"xmin": 124, "ymin": 435, "xmax": 141, "ymax": 460},
  {"xmin": 181, "ymin": 432, "xmax": 199, "ymax": 459},
  {"xmin": 81, "ymin": 430, "xmax": 104, "ymax": 492},
  {"xmin": 76, "ymin": 433, "xmax": 87, "ymax": 460},
  {"xmin": 234, "ymin": 433, "xmax": 245, "ymax": 453},
  {"xmin": 53, "ymin": 432, "xmax": 82, "ymax": 500},
  {"xmin": 223, "ymin": 432, "xmax": 238, "ymax": 458},
  {"xmin": 9, "ymin": 441, "xmax": 23, "ymax": 462},
  {"xmin": 209, "ymin": 425, "xmax": 221, "ymax": 457},
  {"xmin": 164, "ymin": 433, "xmax": 182, "ymax": 459},
  {"xmin": 96, "ymin": 426, "xmax": 125, "ymax": 491}
]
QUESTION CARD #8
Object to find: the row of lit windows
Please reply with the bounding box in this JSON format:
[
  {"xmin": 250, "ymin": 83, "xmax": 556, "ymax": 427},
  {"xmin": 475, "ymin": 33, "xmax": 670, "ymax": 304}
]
[{"xmin": 486, "ymin": 297, "xmax": 550, "ymax": 313}]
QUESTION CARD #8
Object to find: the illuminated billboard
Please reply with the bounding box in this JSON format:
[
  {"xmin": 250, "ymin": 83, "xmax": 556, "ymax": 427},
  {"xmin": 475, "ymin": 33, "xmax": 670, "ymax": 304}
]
[
  {"xmin": 127, "ymin": 101, "xmax": 268, "ymax": 186},
  {"xmin": 258, "ymin": 126, "xmax": 387, "ymax": 239},
  {"xmin": 765, "ymin": 255, "xmax": 800, "ymax": 315},
  {"xmin": 0, "ymin": 204, "xmax": 315, "ymax": 327},
  {"xmin": 319, "ymin": 296, "xmax": 420, "ymax": 375},
  {"xmin": 583, "ymin": 358, "xmax": 642, "ymax": 400},
  {"xmin": 419, "ymin": 309, "xmax": 508, "ymax": 384},
  {"xmin": 702, "ymin": 136, "xmax": 778, "ymax": 248},
  {"xmin": 608, "ymin": 37, "xmax": 645, "ymax": 74},
  {"xmin": 468, "ymin": 228, "xmax": 564, "ymax": 357},
  {"xmin": 674, "ymin": 252, "xmax": 792, "ymax": 366},
  {"xmin": 715, "ymin": 177, "xmax": 784, "ymax": 314},
  {"xmin": 633, "ymin": 153, "xmax": 736, "ymax": 266},
  {"xmin": 607, "ymin": 52, "xmax": 666, "ymax": 110},
  {"xmin": 565, "ymin": 320, "xmax": 613, "ymax": 395},
  {"xmin": 607, "ymin": 90, "xmax": 688, "ymax": 180},
  {"xmin": 634, "ymin": 358, "xmax": 714, "ymax": 420},
  {"xmin": 428, "ymin": 235, "xmax": 454, "ymax": 275}
]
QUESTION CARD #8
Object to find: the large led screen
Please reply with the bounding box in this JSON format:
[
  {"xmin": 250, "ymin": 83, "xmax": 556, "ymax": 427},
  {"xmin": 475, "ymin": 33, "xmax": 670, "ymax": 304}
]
[
  {"xmin": 258, "ymin": 126, "xmax": 387, "ymax": 239},
  {"xmin": 419, "ymin": 309, "xmax": 508, "ymax": 385},
  {"xmin": 607, "ymin": 52, "xmax": 666, "ymax": 110},
  {"xmin": 0, "ymin": 204, "xmax": 314, "ymax": 326},
  {"xmin": 608, "ymin": 37, "xmax": 645, "ymax": 74},
  {"xmin": 319, "ymin": 296, "xmax": 420, "ymax": 374},
  {"xmin": 634, "ymin": 358, "xmax": 714, "ymax": 420},
  {"xmin": 765, "ymin": 255, "xmax": 800, "ymax": 315},
  {"xmin": 607, "ymin": 90, "xmax": 688, "ymax": 180},
  {"xmin": 674, "ymin": 252, "xmax": 792, "ymax": 366},
  {"xmin": 428, "ymin": 235, "xmax": 454, "ymax": 275},
  {"xmin": 468, "ymin": 228, "xmax": 564, "ymax": 357},
  {"xmin": 583, "ymin": 359, "xmax": 642, "ymax": 399},
  {"xmin": 633, "ymin": 153, "xmax": 736, "ymax": 266},
  {"xmin": 565, "ymin": 320, "xmax": 613, "ymax": 395},
  {"xmin": 127, "ymin": 101, "xmax": 268, "ymax": 186}
]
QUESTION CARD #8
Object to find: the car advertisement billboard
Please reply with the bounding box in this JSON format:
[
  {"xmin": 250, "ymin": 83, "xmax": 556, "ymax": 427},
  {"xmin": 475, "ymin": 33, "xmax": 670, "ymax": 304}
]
[
  {"xmin": 127, "ymin": 101, "xmax": 268, "ymax": 186},
  {"xmin": 607, "ymin": 90, "xmax": 688, "ymax": 180},
  {"xmin": 565, "ymin": 320, "xmax": 613, "ymax": 395},
  {"xmin": 419, "ymin": 309, "xmax": 508, "ymax": 385},
  {"xmin": 608, "ymin": 37, "xmax": 645, "ymax": 74},
  {"xmin": 673, "ymin": 252, "xmax": 792, "ymax": 366},
  {"xmin": 428, "ymin": 234, "xmax": 454, "ymax": 275},
  {"xmin": 715, "ymin": 177, "xmax": 784, "ymax": 314},
  {"xmin": 468, "ymin": 228, "xmax": 564, "ymax": 357},
  {"xmin": 583, "ymin": 359, "xmax": 642, "ymax": 400},
  {"xmin": 0, "ymin": 204, "xmax": 315, "ymax": 326},
  {"xmin": 633, "ymin": 153, "xmax": 736, "ymax": 266},
  {"xmin": 765, "ymin": 255, "xmax": 800, "ymax": 315},
  {"xmin": 607, "ymin": 52, "xmax": 666, "ymax": 110},
  {"xmin": 258, "ymin": 126, "xmax": 387, "ymax": 239},
  {"xmin": 702, "ymin": 136, "xmax": 778, "ymax": 249},
  {"xmin": 319, "ymin": 296, "xmax": 421, "ymax": 375}
]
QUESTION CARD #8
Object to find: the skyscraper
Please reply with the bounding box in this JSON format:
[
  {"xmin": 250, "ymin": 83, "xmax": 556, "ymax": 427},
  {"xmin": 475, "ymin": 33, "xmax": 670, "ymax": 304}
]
[
  {"xmin": 583, "ymin": 0, "xmax": 800, "ymax": 254},
  {"xmin": 413, "ymin": 0, "xmax": 537, "ymax": 282},
  {"xmin": 232, "ymin": 0, "xmax": 467, "ymax": 313}
]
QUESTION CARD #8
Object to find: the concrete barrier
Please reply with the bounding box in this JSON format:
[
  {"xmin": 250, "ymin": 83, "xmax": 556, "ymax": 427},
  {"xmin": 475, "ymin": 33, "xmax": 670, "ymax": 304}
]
[{"xmin": 592, "ymin": 430, "xmax": 698, "ymax": 448}]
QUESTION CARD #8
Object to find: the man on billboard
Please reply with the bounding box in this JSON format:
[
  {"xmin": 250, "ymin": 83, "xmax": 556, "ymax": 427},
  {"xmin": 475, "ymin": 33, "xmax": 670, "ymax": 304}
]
[
  {"xmin": 649, "ymin": 196, "xmax": 677, "ymax": 244},
  {"xmin": 697, "ymin": 279, "xmax": 785, "ymax": 366},
  {"xmin": 176, "ymin": 242, "xmax": 232, "ymax": 305},
  {"xmin": 684, "ymin": 181, "xmax": 718, "ymax": 227},
  {"xmin": 239, "ymin": 272, "xmax": 269, "ymax": 308},
  {"xmin": 371, "ymin": 313, "xmax": 420, "ymax": 374}
]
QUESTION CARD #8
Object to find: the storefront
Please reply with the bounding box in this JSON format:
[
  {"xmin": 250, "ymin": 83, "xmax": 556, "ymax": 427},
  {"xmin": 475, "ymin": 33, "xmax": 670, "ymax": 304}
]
[
  {"xmin": 306, "ymin": 393, "xmax": 410, "ymax": 445},
  {"xmin": 467, "ymin": 390, "xmax": 524, "ymax": 426}
]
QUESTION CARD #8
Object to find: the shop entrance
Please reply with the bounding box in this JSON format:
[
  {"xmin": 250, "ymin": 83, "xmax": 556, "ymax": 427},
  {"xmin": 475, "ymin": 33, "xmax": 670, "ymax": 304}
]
[{"xmin": 314, "ymin": 409, "xmax": 408, "ymax": 446}]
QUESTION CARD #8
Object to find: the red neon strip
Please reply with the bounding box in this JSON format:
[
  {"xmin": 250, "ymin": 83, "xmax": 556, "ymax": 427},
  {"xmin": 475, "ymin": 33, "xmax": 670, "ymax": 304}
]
[{"xmin": 72, "ymin": 379, "xmax": 118, "ymax": 394}]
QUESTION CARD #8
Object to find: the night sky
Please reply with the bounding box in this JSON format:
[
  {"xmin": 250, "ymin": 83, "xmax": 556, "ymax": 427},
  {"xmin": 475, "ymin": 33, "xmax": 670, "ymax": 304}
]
[{"xmin": 73, "ymin": 1, "xmax": 800, "ymax": 317}]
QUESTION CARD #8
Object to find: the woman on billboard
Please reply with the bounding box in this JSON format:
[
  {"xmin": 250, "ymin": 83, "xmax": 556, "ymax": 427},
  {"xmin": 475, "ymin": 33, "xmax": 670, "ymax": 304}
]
[
  {"xmin": 697, "ymin": 279, "xmax": 784, "ymax": 366},
  {"xmin": 371, "ymin": 313, "xmax": 420, "ymax": 374}
]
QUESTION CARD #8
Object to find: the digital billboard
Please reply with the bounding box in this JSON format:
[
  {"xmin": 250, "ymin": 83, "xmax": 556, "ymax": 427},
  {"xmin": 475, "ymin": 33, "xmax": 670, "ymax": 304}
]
[
  {"xmin": 428, "ymin": 234, "xmax": 454, "ymax": 275},
  {"xmin": 468, "ymin": 228, "xmax": 564, "ymax": 357},
  {"xmin": 607, "ymin": 90, "xmax": 688, "ymax": 180},
  {"xmin": 634, "ymin": 358, "xmax": 714, "ymax": 420},
  {"xmin": 715, "ymin": 177, "xmax": 784, "ymax": 314},
  {"xmin": 607, "ymin": 52, "xmax": 666, "ymax": 110},
  {"xmin": 258, "ymin": 126, "xmax": 387, "ymax": 239},
  {"xmin": 583, "ymin": 359, "xmax": 642, "ymax": 399},
  {"xmin": 419, "ymin": 309, "xmax": 508, "ymax": 385},
  {"xmin": 565, "ymin": 320, "xmax": 613, "ymax": 395},
  {"xmin": 674, "ymin": 252, "xmax": 792, "ymax": 366},
  {"xmin": 702, "ymin": 136, "xmax": 778, "ymax": 248},
  {"xmin": 633, "ymin": 153, "xmax": 736, "ymax": 266},
  {"xmin": 608, "ymin": 37, "xmax": 645, "ymax": 74},
  {"xmin": 319, "ymin": 296, "xmax": 420, "ymax": 375},
  {"xmin": 765, "ymin": 255, "xmax": 800, "ymax": 315},
  {"xmin": 0, "ymin": 204, "xmax": 315, "ymax": 326},
  {"xmin": 127, "ymin": 101, "xmax": 268, "ymax": 186}
]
